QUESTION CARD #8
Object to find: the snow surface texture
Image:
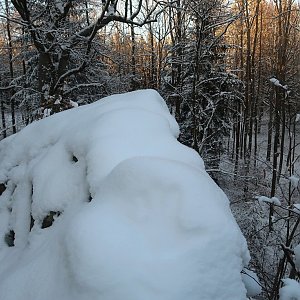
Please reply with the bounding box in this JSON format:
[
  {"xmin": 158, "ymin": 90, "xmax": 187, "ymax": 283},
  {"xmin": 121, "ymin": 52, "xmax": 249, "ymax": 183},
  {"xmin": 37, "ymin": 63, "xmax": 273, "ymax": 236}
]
[
  {"xmin": 0, "ymin": 89, "xmax": 250, "ymax": 300},
  {"xmin": 280, "ymin": 279, "xmax": 300, "ymax": 300}
]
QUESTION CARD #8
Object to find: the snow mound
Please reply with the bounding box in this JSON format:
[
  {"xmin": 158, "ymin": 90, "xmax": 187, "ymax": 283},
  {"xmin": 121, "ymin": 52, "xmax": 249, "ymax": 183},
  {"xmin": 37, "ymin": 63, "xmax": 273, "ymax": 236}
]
[
  {"xmin": 0, "ymin": 89, "xmax": 250, "ymax": 300},
  {"xmin": 241, "ymin": 268, "xmax": 262, "ymax": 297},
  {"xmin": 280, "ymin": 279, "xmax": 300, "ymax": 300},
  {"xmin": 294, "ymin": 244, "xmax": 300, "ymax": 270}
]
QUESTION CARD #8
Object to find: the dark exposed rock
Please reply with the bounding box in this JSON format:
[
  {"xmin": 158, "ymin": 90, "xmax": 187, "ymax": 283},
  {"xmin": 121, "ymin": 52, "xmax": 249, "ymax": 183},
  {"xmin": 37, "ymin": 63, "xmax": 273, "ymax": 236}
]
[
  {"xmin": 30, "ymin": 216, "xmax": 35, "ymax": 231},
  {"xmin": 0, "ymin": 183, "xmax": 6, "ymax": 196},
  {"xmin": 4, "ymin": 230, "xmax": 15, "ymax": 247},
  {"xmin": 88, "ymin": 194, "xmax": 92, "ymax": 202},
  {"xmin": 41, "ymin": 211, "xmax": 61, "ymax": 229}
]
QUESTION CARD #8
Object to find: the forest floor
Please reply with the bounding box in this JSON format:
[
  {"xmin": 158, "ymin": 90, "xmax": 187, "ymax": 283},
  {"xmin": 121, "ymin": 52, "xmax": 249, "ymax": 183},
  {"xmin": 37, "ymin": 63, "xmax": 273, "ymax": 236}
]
[
  {"xmin": 222, "ymin": 116, "xmax": 300, "ymax": 214},
  {"xmin": 219, "ymin": 117, "xmax": 300, "ymax": 299}
]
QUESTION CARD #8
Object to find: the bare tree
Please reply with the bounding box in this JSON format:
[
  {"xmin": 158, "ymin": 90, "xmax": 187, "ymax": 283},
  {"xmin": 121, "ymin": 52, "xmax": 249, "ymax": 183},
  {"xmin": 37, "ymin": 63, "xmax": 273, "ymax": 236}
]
[{"xmin": 8, "ymin": 0, "xmax": 161, "ymax": 111}]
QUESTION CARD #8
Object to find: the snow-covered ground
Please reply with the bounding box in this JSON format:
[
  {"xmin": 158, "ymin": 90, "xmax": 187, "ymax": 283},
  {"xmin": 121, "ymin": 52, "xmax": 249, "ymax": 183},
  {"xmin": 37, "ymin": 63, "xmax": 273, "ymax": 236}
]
[
  {"xmin": 0, "ymin": 89, "xmax": 254, "ymax": 299},
  {"xmin": 219, "ymin": 115, "xmax": 300, "ymax": 299}
]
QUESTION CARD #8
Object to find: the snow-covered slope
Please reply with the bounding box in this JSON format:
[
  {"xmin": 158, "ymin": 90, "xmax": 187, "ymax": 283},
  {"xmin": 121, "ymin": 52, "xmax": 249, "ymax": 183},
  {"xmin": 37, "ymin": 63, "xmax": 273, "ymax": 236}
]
[{"xmin": 0, "ymin": 89, "xmax": 250, "ymax": 300}]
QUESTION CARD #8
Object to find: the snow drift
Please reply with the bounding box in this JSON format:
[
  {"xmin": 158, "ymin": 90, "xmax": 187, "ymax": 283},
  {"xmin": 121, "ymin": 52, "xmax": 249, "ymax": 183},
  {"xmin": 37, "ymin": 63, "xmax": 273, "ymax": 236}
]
[{"xmin": 0, "ymin": 89, "xmax": 250, "ymax": 299}]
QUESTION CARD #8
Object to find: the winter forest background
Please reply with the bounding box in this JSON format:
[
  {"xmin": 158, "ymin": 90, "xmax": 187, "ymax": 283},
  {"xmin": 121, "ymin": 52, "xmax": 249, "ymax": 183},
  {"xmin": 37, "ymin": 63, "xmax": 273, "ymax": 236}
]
[{"xmin": 1, "ymin": 0, "xmax": 300, "ymax": 299}]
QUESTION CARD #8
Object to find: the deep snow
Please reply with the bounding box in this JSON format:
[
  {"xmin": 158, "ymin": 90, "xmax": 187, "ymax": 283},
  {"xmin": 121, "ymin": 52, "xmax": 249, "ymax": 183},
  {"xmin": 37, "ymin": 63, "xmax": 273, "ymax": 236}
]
[{"xmin": 0, "ymin": 89, "xmax": 251, "ymax": 299}]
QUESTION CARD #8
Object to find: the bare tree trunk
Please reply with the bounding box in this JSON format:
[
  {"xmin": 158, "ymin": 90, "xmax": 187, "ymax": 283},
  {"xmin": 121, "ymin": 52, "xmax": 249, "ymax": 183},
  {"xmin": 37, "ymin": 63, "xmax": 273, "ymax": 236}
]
[
  {"xmin": 85, "ymin": 1, "xmax": 90, "ymax": 26},
  {"xmin": 278, "ymin": 97, "xmax": 286, "ymax": 181},
  {"xmin": 169, "ymin": 0, "xmax": 184, "ymax": 121},
  {"xmin": 234, "ymin": 101, "xmax": 241, "ymax": 176},
  {"xmin": 269, "ymin": 87, "xmax": 281, "ymax": 231},
  {"xmin": 266, "ymin": 88, "xmax": 273, "ymax": 162},
  {"xmin": 1, "ymin": 97, "xmax": 6, "ymax": 139},
  {"xmin": 129, "ymin": 0, "xmax": 136, "ymax": 90},
  {"xmin": 243, "ymin": 0, "xmax": 251, "ymax": 163},
  {"xmin": 254, "ymin": 6, "xmax": 263, "ymax": 166},
  {"xmin": 192, "ymin": 15, "xmax": 201, "ymax": 153},
  {"xmin": 277, "ymin": 0, "xmax": 292, "ymax": 180},
  {"xmin": 5, "ymin": 0, "xmax": 16, "ymax": 134},
  {"xmin": 249, "ymin": 0, "xmax": 260, "ymax": 167},
  {"xmin": 239, "ymin": 15, "xmax": 245, "ymax": 160}
]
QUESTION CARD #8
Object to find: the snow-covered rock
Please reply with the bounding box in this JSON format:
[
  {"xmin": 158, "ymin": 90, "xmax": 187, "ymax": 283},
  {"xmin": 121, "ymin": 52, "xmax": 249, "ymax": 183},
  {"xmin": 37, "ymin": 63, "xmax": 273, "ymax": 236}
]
[{"xmin": 0, "ymin": 89, "xmax": 251, "ymax": 300}]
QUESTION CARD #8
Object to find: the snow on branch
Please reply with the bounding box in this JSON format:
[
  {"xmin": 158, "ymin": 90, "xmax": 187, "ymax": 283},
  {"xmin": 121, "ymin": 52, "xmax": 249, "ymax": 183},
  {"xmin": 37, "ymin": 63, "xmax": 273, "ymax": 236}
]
[
  {"xmin": 256, "ymin": 195, "xmax": 281, "ymax": 206},
  {"xmin": 269, "ymin": 77, "xmax": 288, "ymax": 90},
  {"xmin": 63, "ymin": 83, "xmax": 105, "ymax": 96},
  {"xmin": 289, "ymin": 175, "xmax": 299, "ymax": 188}
]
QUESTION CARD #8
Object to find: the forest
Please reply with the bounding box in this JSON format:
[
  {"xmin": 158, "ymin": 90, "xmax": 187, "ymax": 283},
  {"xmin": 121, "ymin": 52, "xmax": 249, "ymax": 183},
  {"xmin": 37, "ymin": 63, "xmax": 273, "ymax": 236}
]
[{"xmin": 1, "ymin": 0, "xmax": 300, "ymax": 299}]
